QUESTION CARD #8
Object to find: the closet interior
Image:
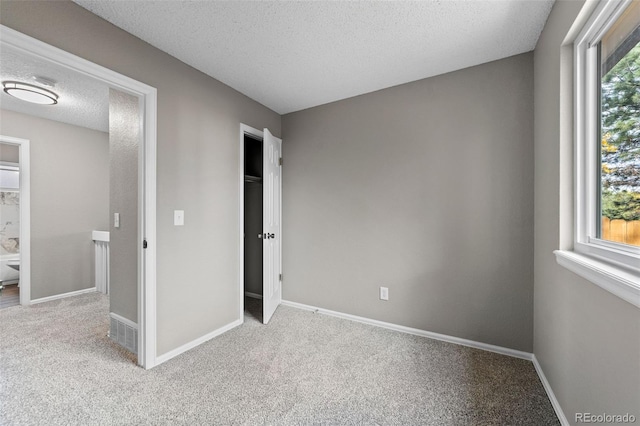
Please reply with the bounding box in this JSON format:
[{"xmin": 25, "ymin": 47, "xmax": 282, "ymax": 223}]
[{"xmin": 243, "ymin": 134, "xmax": 263, "ymax": 306}]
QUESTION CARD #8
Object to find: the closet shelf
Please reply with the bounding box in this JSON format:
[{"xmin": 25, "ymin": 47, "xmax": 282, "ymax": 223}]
[{"xmin": 244, "ymin": 175, "xmax": 262, "ymax": 183}]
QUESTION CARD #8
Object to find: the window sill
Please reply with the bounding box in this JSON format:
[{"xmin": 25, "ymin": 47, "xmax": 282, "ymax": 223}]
[{"xmin": 554, "ymin": 250, "xmax": 640, "ymax": 308}]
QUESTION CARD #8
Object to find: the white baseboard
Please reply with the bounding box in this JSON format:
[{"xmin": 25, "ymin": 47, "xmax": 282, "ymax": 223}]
[
  {"xmin": 280, "ymin": 301, "xmax": 571, "ymax": 423},
  {"xmin": 30, "ymin": 287, "xmax": 97, "ymax": 305},
  {"xmin": 532, "ymin": 355, "xmax": 569, "ymax": 425},
  {"xmin": 244, "ymin": 291, "xmax": 263, "ymax": 299},
  {"xmin": 281, "ymin": 300, "xmax": 533, "ymax": 361},
  {"xmin": 155, "ymin": 319, "xmax": 242, "ymax": 366},
  {"xmin": 145, "ymin": 299, "xmax": 566, "ymax": 425}
]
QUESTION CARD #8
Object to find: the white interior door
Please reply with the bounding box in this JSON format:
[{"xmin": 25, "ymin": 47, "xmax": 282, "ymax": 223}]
[{"xmin": 262, "ymin": 128, "xmax": 282, "ymax": 324}]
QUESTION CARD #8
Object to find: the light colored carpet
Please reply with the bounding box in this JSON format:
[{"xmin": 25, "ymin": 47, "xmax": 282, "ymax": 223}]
[{"xmin": 0, "ymin": 293, "xmax": 559, "ymax": 425}]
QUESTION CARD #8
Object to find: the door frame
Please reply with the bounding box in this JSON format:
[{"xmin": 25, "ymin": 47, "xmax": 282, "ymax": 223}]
[
  {"xmin": 0, "ymin": 136, "xmax": 30, "ymax": 305},
  {"xmin": 1, "ymin": 25, "xmax": 158, "ymax": 369},
  {"xmin": 238, "ymin": 124, "xmax": 264, "ymax": 321}
]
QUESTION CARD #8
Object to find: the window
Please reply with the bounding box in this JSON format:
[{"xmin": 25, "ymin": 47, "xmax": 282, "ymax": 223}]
[
  {"xmin": 598, "ymin": 1, "xmax": 640, "ymax": 247},
  {"xmin": 556, "ymin": 0, "xmax": 640, "ymax": 308}
]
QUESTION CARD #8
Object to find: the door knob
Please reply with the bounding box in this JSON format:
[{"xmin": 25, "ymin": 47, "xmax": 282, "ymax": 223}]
[{"xmin": 265, "ymin": 233, "xmax": 275, "ymax": 239}]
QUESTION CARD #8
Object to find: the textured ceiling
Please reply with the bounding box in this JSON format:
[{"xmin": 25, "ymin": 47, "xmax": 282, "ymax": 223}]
[
  {"xmin": 74, "ymin": 0, "xmax": 554, "ymax": 114},
  {"xmin": 0, "ymin": 45, "xmax": 109, "ymax": 132}
]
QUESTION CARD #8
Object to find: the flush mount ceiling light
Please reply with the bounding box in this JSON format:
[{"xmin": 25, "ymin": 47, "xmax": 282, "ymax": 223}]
[{"xmin": 2, "ymin": 81, "xmax": 59, "ymax": 105}]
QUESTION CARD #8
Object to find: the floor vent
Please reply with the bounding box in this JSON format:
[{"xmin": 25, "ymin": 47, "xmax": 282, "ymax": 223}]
[{"xmin": 109, "ymin": 313, "xmax": 137, "ymax": 354}]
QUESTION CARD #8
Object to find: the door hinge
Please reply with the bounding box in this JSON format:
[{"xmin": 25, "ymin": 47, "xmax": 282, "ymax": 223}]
[
  {"xmin": 279, "ymin": 157, "xmax": 283, "ymax": 166},
  {"xmin": 279, "ymin": 273, "xmax": 282, "ymax": 281},
  {"xmin": 143, "ymin": 239, "xmax": 148, "ymax": 249}
]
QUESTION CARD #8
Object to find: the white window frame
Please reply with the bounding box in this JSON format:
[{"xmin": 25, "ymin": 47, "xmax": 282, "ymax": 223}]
[{"xmin": 555, "ymin": 0, "xmax": 640, "ymax": 309}]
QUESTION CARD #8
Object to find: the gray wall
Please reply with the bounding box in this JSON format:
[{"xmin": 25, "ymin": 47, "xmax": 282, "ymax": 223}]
[
  {"xmin": 0, "ymin": 109, "xmax": 109, "ymax": 299},
  {"xmin": 0, "ymin": 1, "xmax": 280, "ymax": 355},
  {"xmin": 282, "ymin": 53, "xmax": 535, "ymax": 352},
  {"xmin": 533, "ymin": 0, "xmax": 640, "ymax": 422},
  {"xmin": 109, "ymin": 89, "xmax": 139, "ymax": 323},
  {"xmin": 0, "ymin": 144, "xmax": 19, "ymax": 163}
]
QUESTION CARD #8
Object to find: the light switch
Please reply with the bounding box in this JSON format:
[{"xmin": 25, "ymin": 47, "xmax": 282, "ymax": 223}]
[
  {"xmin": 174, "ymin": 210, "xmax": 184, "ymax": 226},
  {"xmin": 114, "ymin": 213, "xmax": 120, "ymax": 228}
]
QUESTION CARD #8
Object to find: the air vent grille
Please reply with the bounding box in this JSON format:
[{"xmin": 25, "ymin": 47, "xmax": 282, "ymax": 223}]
[{"xmin": 109, "ymin": 314, "xmax": 137, "ymax": 354}]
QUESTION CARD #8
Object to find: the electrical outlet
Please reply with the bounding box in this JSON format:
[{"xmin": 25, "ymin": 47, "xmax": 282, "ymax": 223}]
[
  {"xmin": 174, "ymin": 210, "xmax": 184, "ymax": 226},
  {"xmin": 380, "ymin": 286, "xmax": 389, "ymax": 301}
]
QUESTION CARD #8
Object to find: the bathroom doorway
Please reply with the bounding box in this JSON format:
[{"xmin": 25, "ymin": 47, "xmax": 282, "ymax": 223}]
[{"xmin": 0, "ymin": 144, "xmax": 26, "ymax": 309}]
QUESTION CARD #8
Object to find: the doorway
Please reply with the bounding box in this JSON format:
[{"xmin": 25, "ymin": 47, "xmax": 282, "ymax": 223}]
[
  {"xmin": 239, "ymin": 124, "xmax": 282, "ymax": 325},
  {"xmin": 1, "ymin": 25, "xmax": 157, "ymax": 368},
  {"xmin": 0, "ymin": 138, "xmax": 29, "ymax": 308}
]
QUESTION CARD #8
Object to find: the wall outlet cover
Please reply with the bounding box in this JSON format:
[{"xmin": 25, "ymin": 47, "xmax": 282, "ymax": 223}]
[
  {"xmin": 380, "ymin": 286, "xmax": 389, "ymax": 301},
  {"xmin": 174, "ymin": 210, "xmax": 184, "ymax": 226}
]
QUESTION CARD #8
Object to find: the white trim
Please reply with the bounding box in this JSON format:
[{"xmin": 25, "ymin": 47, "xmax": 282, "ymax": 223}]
[
  {"xmin": 1, "ymin": 25, "xmax": 158, "ymax": 369},
  {"xmin": 574, "ymin": 0, "xmax": 638, "ymax": 251},
  {"xmin": 30, "ymin": 287, "xmax": 97, "ymax": 305},
  {"xmin": 238, "ymin": 124, "xmax": 264, "ymax": 324},
  {"xmin": 566, "ymin": 0, "xmax": 640, "ymax": 305},
  {"xmin": 577, "ymin": 0, "xmax": 633, "ymax": 46},
  {"xmin": 576, "ymin": 238, "xmax": 640, "ymax": 266},
  {"xmin": 281, "ymin": 300, "xmax": 533, "ymax": 361},
  {"xmin": 109, "ymin": 312, "xmax": 138, "ymax": 330},
  {"xmin": 278, "ymin": 133, "xmax": 283, "ymax": 311},
  {"xmin": 244, "ymin": 291, "xmax": 263, "ymax": 299},
  {"xmin": 532, "ymin": 355, "xmax": 570, "ymax": 426},
  {"xmin": 155, "ymin": 319, "xmax": 242, "ymax": 366},
  {"xmin": 554, "ymin": 250, "xmax": 640, "ymax": 308},
  {"xmin": 141, "ymin": 89, "xmax": 158, "ymax": 369},
  {"xmin": 0, "ymin": 135, "xmax": 31, "ymax": 306}
]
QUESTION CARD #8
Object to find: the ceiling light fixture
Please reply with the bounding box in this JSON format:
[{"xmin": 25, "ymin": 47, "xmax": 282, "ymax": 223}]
[{"xmin": 2, "ymin": 81, "xmax": 59, "ymax": 105}]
